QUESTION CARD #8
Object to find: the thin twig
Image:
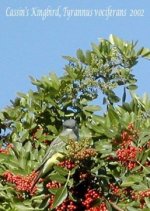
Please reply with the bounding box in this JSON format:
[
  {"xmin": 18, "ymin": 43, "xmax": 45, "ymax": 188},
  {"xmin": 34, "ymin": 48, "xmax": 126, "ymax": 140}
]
[{"xmin": 109, "ymin": 201, "xmax": 125, "ymax": 211}]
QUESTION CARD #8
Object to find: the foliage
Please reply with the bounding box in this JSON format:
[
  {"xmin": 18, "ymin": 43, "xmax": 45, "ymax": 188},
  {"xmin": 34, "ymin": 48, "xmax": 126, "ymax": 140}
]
[{"xmin": 0, "ymin": 35, "xmax": 150, "ymax": 210}]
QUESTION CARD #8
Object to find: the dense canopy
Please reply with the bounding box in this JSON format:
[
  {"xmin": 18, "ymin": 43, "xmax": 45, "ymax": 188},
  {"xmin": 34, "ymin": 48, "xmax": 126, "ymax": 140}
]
[{"xmin": 0, "ymin": 35, "xmax": 150, "ymax": 210}]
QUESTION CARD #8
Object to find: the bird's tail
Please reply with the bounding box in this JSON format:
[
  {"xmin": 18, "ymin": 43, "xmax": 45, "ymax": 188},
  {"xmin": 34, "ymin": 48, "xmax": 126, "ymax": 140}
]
[
  {"xmin": 30, "ymin": 152, "xmax": 64, "ymax": 192},
  {"xmin": 30, "ymin": 169, "xmax": 42, "ymax": 192}
]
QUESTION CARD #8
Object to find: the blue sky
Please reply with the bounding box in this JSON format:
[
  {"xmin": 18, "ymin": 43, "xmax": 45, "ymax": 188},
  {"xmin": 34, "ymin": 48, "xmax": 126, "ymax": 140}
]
[{"xmin": 0, "ymin": 0, "xmax": 150, "ymax": 109}]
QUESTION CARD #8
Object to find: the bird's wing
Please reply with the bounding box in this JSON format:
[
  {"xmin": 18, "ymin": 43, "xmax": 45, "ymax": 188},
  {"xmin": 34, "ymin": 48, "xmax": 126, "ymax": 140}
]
[{"xmin": 35, "ymin": 135, "xmax": 65, "ymax": 172}]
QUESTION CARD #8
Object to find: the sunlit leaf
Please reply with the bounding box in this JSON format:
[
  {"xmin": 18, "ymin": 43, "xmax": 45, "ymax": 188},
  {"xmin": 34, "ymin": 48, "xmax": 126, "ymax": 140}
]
[{"xmin": 51, "ymin": 186, "xmax": 68, "ymax": 209}]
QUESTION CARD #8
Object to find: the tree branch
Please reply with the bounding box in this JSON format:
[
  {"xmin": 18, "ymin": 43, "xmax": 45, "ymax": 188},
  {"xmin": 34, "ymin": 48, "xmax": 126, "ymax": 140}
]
[{"xmin": 109, "ymin": 201, "xmax": 125, "ymax": 211}]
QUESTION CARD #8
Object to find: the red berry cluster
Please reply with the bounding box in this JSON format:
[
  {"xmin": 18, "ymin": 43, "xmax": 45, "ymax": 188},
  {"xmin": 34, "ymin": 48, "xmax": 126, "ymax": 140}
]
[
  {"xmin": 115, "ymin": 123, "xmax": 138, "ymax": 148},
  {"xmin": 109, "ymin": 183, "xmax": 120, "ymax": 196},
  {"xmin": 116, "ymin": 145, "xmax": 142, "ymax": 170},
  {"xmin": 138, "ymin": 190, "xmax": 150, "ymax": 209},
  {"xmin": 115, "ymin": 123, "xmax": 142, "ymax": 170},
  {"xmin": 81, "ymin": 189, "xmax": 107, "ymax": 211},
  {"xmin": 121, "ymin": 130, "xmax": 134, "ymax": 147},
  {"xmin": 0, "ymin": 144, "xmax": 13, "ymax": 155},
  {"xmin": 59, "ymin": 160, "xmax": 75, "ymax": 170},
  {"xmin": 49, "ymin": 195, "xmax": 77, "ymax": 211},
  {"xmin": 2, "ymin": 171, "xmax": 37, "ymax": 195},
  {"xmin": 0, "ymin": 148, "xmax": 9, "ymax": 154},
  {"xmin": 87, "ymin": 202, "xmax": 108, "ymax": 211},
  {"xmin": 46, "ymin": 181, "xmax": 61, "ymax": 189},
  {"xmin": 79, "ymin": 172, "xmax": 89, "ymax": 180},
  {"xmin": 139, "ymin": 189, "xmax": 150, "ymax": 198},
  {"xmin": 130, "ymin": 189, "xmax": 150, "ymax": 209}
]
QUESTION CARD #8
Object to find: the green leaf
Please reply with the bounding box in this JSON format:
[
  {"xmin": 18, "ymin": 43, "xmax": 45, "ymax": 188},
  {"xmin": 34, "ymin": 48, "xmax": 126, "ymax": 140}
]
[
  {"xmin": 132, "ymin": 183, "xmax": 148, "ymax": 191},
  {"xmin": 139, "ymin": 47, "xmax": 150, "ymax": 59},
  {"xmin": 19, "ymin": 155, "xmax": 27, "ymax": 169},
  {"xmin": 127, "ymin": 206, "xmax": 139, "ymax": 211},
  {"xmin": 108, "ymin": 107, "xmax": 119, "ymax": 125},
  {"xmin": 95, "ymin": 140, "xmax": 112, "ymax": 155},
  {"xmin": 145, "ymin": 198, "xmax": 150, "ymax": 208},
  {"xmin": 14, "ymin": 204, "xmax": 37, "ymax": 211},
  {"xmin": 50, "ymin": 73, "xmax": 60, "ymax": 90},
  {"xmin": 63, "ymin": 55, "xmax": 78, "ymax": 63},
  {"xmin": 76, "ymin": 49, "xmax": 85, "ymax": 63},
  {"xmin": 24, "ymin": 141, "xmax": 32, "ymax": 152},
  {"xmin": 54, "ymin": 165, "xmax": 68, "ymax": 176},
  {"xmin": 141, "ymin": 150, "xmax": 150, "ymax": 165},
  {"xmin": 109, "ymin": 34, "xmax": 124, "ymax": 48},
  {"xmin": 121, "ymin": 175, "xmax": 143, "ymax": 187},
  {"xmin": 83, "ymin": 105, "xmax": 101, "ymax": 112},
  {"xmin": 127, "ymin": 84, "xmax": 138, "ymax": 90},
  {"xmin": 65, "ymin": 67, "xmax": 77, "ymax": 79},
  {"xmin": 20, "ymin": 130, "xmax": 29, "ymax": 142},
  {"xmin": 0, "ymin": 153, "xmax": 9, "ymax": 160},
  {"xmin": 51, "ymin": 186, "xmax": 68, "ymax": 209},
  {"xmin": 138, "ymin": 131, "xmax": 150, "ymax": 146},
  {"xmin": 91, "ymin": 43, "xmax": 101, "ymax": 56},
  {"xmin": 47, "ymin": 125, "xmax": 58, "ymax": 134},
  {"xmin": 34, "ymin": 128, "xmax": 43, "ymax": 139},
  {"xmin": 143, "ymin": 167, "xmax": 150, "ymax": 175},
  {"xmin": 105, "ymin": 200, "xmax": 112, "ymax": 211},
  {"xmin": 49, "ymin": 173, "xmax": 67, "ymax": 183},
  {"xmin": 85, "ymin": 50, "xmax": 92, "ymax": 65},
  {"xmin": 48, "ymin": 188, "xmax": 59, "ymax": 195},
  {"xmin": 80, "ymin": 125, "xmax": 92, "ymax": 138}
]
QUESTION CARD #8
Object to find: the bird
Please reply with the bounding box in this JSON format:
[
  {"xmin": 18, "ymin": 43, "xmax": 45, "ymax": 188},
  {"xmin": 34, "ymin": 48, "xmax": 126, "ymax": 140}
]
[{"xmin": 30, "ymin": 119, "xmax": 79, "ymax": 191}]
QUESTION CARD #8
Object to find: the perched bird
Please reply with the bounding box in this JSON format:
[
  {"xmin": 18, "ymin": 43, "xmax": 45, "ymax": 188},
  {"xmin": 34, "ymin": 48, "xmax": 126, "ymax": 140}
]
[{"xmin": 31, "ymin": 119, "xmax": 79, "ymax": 190}]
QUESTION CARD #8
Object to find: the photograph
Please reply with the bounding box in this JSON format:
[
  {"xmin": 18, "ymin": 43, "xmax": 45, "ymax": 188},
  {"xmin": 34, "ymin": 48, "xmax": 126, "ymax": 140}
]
[{"xmin": 0, "ymin": 1, "xmax": 150, "ymax": 210}]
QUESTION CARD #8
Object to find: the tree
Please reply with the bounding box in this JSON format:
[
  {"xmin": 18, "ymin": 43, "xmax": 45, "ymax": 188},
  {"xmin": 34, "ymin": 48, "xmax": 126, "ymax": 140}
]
[{"xmin": 0, "ymin": 35, "xmax": 150, "ymax": 210}]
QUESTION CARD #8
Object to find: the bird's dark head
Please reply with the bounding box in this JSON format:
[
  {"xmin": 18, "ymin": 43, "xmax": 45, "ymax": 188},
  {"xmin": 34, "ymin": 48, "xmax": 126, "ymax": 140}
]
[{"xmin": 63, "ymin": 119, "xmax": 79, "ymax": 140}]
